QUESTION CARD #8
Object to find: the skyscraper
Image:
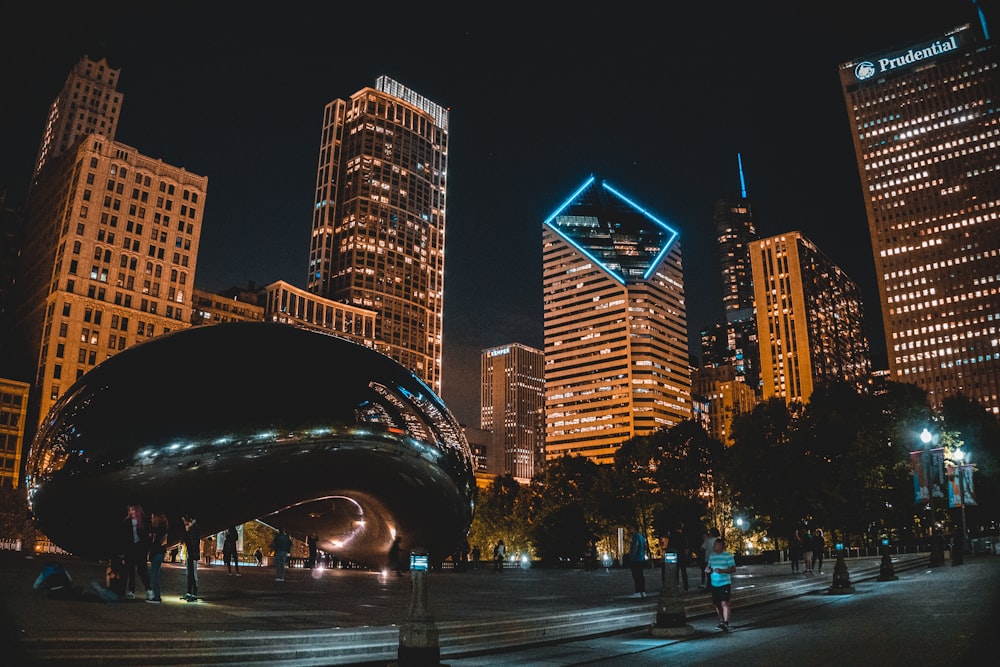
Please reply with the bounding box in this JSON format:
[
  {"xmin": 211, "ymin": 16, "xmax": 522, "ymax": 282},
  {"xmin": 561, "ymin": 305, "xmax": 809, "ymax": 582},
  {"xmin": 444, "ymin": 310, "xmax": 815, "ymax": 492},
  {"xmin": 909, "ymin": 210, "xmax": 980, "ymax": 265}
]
[
  {"xmin": 839, "ymin": 19, "xmax": 1000, "ymax": 413},
  {"xmin": 7, "ymin": 57, "xmax": 206, "ymax": 429},
  {"xmin": 307, "ymin": 77, "xmax": 448, "ymax": 393},
  {"xmin": 480, "ymin": 342, "xmax": 545, "ymax": 481},
  {"xmin": 33, "ymin": 56, "xmax": 122, "ymax": 178},
  {"xmin": 750, "ymin": 232, "xmax": 872, "ymax": 404},
  {"xmin": 542, "ymin": 176, "xmax": 690, "ymax": 464},
  {"xmin": 704, "ymin": 153, "xmax": 761, "ymax": 392}
]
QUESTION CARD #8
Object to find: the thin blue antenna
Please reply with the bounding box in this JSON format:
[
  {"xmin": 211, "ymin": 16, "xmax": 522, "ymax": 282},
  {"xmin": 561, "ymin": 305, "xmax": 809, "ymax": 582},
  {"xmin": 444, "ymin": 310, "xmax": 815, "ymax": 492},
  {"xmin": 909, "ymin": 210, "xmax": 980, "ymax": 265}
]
[
  {"xmin": 737, "ymin": 153, "xmax": 747, "ymax": 199},
  {"xmin": 972, "ymin": 0, "xmax": 990, "ymax": 41}
]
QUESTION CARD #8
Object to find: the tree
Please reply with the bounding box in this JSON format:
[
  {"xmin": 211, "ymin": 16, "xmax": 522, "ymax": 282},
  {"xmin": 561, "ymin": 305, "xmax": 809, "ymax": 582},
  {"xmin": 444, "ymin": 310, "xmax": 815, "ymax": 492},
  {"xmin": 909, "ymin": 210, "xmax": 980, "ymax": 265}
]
[
  {"xmin": 722, "ymin": 397, "xmax": 802, "ymax": 540},
  {"xmin": 466, "ymin": 474, "xmax": 529, "ymax": 559},
  {"xmin": 525, "ymin": 455, "xmax": 602, "ymax": 564}
]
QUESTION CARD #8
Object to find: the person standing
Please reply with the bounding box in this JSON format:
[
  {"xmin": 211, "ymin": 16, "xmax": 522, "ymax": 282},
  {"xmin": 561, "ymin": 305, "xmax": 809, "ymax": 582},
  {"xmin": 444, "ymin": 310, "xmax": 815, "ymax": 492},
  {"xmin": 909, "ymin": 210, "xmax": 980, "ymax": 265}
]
[
  {"xmin": 146, "ymin": 512, "xmax": 169, "ymax": 603},
  {"xmin": 122, "ymin": 504, "xmax": 152, "ymax": 601},
  {"xmin": 493, "ymin": 539, "xmax": 506, "ymax": 572},
  {"xmin": 272, "ymin": 528, "xmax": 292, "ymax": 581},
  {"xmin": 668, "ymin": 521, "xmax": 690, "ymax": 592},
  {"xmin": 706, "ymin": 537, "xmax": 737, "ymax": 631},
  {"xmin": 789, "ymin": 529, "xmax": 803, "ymax": 573},
  {"xmin": 471, "ymin": 545, "xmax": 481, "ymax": 570},
  {"xmin": 181, "ymin": 514, "xmax": 201, "ymax": 601},
  {"xmin": 813, "ymin": 529, "xmax": 825, "ymax": 574},
  {"xmin": 388, "ymin": 536, "xmax": 404, "ymax": 575},
  {"xmin": 699, "ymin": 527, "xmax": 720, "ymax": 588},
  {"xmin": 306, "ymin": 533, "xmax": 319, "ymax": 569},
  {"xmin": 223, "ymin": 526, "xmax": 240, "ymax": 576},
  {"xmin": 628, "ymin": 528, "xmax": 649, "ymax": 598},
  {"xmin": 801, "ymin": 528, "xmax": 815, "ymax": 575}
]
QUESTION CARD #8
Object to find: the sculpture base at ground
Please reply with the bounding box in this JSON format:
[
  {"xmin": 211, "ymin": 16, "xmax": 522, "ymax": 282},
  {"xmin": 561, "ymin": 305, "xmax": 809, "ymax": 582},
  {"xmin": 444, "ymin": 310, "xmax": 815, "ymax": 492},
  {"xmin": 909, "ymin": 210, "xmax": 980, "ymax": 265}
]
[
  {"xmin": 649, "ymin": 561, "xmax": 694, "ymax": 638},
  {"xmin": 826, "ymin": 550, "xmax": 855, "ymax": 594}
]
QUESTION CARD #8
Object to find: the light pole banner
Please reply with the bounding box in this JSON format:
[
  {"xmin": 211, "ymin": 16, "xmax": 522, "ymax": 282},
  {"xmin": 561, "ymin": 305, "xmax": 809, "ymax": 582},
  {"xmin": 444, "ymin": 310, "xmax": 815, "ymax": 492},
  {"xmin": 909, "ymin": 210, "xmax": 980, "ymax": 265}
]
[
  {"xmin": 947, "ymin": 464, "xmax": 977, "ymax": 508},
  {"xmin": 912, "ymin": 448, "xmax": 946, "ymax": 503}
]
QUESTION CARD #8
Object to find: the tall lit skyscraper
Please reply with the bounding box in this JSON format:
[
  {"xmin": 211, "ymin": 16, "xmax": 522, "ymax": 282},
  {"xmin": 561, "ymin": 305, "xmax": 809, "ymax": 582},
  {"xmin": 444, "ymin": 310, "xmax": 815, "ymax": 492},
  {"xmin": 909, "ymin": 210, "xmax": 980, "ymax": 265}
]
[
  {"xmin": 704, "ymin": 153, "xmax": 761, "ymax": 392},
  {"xmin": 480, "ymin": 342, "xmax": 545, "ymax": 481},
  {"xmin": 6, "ymin": 57, "xmax": 205, "ymax": 429},
  {"xmin": 33, "ymin": 56, "xmax": 122, "ymax": 178},
  {"xmin": 839, "ymin": 18, "xmax": 1000, "ymax": 413},
  {"xmin": 750, "ymin": 232, "xmax": 872, "ymax": 404},
  {"xmin": 542, "ymin": 176, "xmax": 690, "ymax": 464},
  {"xmin": 307, "ymin": 77, "xmax": 448, "ymax": 393}
]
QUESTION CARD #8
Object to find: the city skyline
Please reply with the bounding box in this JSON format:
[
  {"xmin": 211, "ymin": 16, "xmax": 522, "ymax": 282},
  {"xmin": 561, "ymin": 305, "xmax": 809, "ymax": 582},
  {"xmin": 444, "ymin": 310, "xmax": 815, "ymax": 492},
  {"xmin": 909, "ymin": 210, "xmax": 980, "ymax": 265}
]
[{"xmin": 2, "ymin": 1, "xmax": 996, "ymax": 425}]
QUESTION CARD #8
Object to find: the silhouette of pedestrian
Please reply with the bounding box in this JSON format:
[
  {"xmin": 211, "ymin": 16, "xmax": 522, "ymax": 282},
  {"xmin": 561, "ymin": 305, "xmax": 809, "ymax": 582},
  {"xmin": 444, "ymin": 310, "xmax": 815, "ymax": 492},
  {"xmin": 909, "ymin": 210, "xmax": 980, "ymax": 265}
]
[
  {"xmin": 388, "ymin": 536, "xmax": 404, "ymax": 575},
  {"xmin": 223, "ymin": 526, "xmax": 240, "ymax": 576},
  {"xmin": 493, "ymin": 539, "xmax": 506, "ymax": 572}
]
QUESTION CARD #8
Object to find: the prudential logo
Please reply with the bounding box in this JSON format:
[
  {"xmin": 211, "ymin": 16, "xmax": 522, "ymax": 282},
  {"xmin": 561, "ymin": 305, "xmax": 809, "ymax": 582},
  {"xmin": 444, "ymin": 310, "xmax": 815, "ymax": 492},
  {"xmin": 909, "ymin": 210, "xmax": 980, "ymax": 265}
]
[{"xmin": 855, "ymin": 61, "xmax": 877, "ymax": 80}]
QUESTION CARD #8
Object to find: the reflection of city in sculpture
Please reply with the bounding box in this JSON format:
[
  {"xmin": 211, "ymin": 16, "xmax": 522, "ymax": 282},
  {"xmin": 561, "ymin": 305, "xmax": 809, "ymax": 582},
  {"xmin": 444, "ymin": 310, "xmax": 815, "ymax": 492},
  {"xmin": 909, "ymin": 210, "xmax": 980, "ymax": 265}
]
[{"xmin": 26, "ymin": 323, "xmax": 476, "ymax": 566}]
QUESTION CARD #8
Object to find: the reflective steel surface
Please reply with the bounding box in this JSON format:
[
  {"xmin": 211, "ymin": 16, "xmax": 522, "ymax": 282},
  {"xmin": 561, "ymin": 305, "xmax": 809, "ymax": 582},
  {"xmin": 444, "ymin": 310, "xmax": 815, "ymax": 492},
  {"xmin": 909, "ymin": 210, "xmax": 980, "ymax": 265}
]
[{"xmin": 25, "ymin": 322, "xmax": 476, "ymax": 565}]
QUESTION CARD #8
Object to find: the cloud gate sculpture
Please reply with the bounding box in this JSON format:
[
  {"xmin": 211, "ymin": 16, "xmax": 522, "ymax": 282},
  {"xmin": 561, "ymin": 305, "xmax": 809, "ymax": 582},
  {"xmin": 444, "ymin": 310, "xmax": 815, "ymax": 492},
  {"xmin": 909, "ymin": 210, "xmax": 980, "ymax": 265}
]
[{"xmin": 26, "ymin": 322, "xmax": 476, "ymax": 566}]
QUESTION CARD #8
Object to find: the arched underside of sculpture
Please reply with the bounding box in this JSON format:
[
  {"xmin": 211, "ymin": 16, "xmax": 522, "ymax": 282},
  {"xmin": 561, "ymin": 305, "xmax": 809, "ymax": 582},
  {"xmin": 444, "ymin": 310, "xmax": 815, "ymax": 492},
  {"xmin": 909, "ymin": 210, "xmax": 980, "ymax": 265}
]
[{"xmin": 26, "ymin": 322, "xmax": 476, "ymax": 566}]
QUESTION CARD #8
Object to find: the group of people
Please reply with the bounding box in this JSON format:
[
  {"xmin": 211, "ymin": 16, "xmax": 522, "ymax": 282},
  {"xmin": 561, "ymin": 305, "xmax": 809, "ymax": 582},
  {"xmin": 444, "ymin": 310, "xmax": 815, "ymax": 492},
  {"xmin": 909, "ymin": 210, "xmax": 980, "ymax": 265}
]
[
  {"xmin": 788, "ymin": 527, "xmax": 826, "ymax": 575},
  {"xmin": 120, "ymin": 504, "xmax": 205, "ymax": 603},
  {"xmin": 628, "ymin": 523, "xmax": 736, "ymax": 632}
]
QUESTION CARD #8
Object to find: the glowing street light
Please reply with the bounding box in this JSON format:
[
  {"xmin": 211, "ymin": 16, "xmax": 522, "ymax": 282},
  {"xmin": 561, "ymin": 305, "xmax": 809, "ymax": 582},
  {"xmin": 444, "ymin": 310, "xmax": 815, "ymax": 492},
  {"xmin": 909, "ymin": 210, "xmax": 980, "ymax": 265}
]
[{"xmin": 952, "ymin": 447, "xmax": 970, "ymax": 565}]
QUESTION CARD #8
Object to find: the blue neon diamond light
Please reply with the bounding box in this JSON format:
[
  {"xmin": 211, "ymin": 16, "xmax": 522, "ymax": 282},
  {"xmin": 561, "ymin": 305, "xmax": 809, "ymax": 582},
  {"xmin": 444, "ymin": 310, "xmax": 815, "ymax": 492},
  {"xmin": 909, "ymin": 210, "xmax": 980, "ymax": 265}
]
[{"xmin": 543, "ymin": 175, "xmax": 679, "ymax": 284}]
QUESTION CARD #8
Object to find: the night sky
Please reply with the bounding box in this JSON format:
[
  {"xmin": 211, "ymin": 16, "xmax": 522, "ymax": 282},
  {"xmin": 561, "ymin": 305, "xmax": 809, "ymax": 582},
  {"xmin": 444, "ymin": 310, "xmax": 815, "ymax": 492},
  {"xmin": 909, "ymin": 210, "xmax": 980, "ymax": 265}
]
[{"xmin": 2, "ymin": 2, "xmax": 996, "ymax": 425}]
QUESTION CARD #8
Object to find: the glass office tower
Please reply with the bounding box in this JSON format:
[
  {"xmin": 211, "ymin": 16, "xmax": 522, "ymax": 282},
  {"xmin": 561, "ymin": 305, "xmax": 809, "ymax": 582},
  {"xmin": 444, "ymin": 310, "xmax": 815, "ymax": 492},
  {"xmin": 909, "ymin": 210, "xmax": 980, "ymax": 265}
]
[{"xmin": 307, "ymin": 77, "xmax": 448, "ymax": 393}]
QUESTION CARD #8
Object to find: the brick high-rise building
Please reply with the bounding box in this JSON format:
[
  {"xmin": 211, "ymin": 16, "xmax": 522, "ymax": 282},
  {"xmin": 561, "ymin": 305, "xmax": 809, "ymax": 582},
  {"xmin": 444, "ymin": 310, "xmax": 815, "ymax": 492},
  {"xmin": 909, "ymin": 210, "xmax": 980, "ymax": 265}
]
[{"xmin": 7, "ymin": 57, "xmax": 206, "ymax": 430}]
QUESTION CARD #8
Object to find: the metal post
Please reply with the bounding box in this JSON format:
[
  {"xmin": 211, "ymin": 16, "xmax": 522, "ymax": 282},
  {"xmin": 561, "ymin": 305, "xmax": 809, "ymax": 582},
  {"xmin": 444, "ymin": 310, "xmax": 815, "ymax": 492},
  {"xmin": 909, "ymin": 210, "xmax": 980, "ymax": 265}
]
[
  {"xmin": 650, "ymin": 552, "xmax": 694, "ymax": 637},
  {"xmin": 397, "ymin": 549, "xmax": 439, "ymax": 666}
]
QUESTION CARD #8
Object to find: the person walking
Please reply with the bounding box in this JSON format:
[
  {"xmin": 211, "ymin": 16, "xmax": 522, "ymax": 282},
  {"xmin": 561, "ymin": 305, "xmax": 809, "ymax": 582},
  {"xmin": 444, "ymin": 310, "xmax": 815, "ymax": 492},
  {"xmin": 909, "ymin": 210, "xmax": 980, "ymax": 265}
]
[
  {"xmin": 699, "ymin": 527, "xmax": 720, "ymax": 589},
  {"xmin": 706, "ymin": 536, "xmax": 737, "ymax": 632},
  {"xmin": 801, "ymin": 528, "xmax": 815, "ymax": 575},
  {"xmin": 628, "ymin": 527, "xmax": 649, "ymax": 598},
  {"xmin": 471, "ymin": 545, "xmax": 481, "ymax": 570},
  {"xmin": 181, "ymin": 514, "xmax": 201, "ymax": 601},
  {"xmin": 271, "ymin": 528, "xmax": 292, "ymax": 581},
  {"xmin": 146, "ymin": 512, "xmax": 169, "ymax": 603},
  {"xmin": 253, "ymin": 547, "xmax": 263, "ymax": 566},
  {"xmin": 223, "ymin": 526, "xmax": 240, "ymax": 576},
  {"xmin": 789, "ymin": 529, "xmax": 803, "ymax": 573},
  {"xmin": 668, "ymin": 521, "xmax": 690, "ymax": 592},
  {"xmin": 493, "ymin": 539, "xmax": 506, "ymax": 572},
  {"xmin": 122, "ymin": 504, "xmax": 152, "ymax": 601},
  {"xmin": 813, "ymin": 529, "xmax": 826, "ymax": 574}
]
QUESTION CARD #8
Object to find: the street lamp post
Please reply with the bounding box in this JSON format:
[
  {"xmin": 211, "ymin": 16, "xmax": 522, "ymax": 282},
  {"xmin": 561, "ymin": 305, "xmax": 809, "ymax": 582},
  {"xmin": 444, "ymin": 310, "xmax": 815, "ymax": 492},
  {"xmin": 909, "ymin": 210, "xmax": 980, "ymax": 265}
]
[
  {"xmin": 952, "ymin": 448, "xmax": 969, "ymax": 565},
  {"xmin": 921, "ymin": 428, "xmax": 945, "ymax": 566}
]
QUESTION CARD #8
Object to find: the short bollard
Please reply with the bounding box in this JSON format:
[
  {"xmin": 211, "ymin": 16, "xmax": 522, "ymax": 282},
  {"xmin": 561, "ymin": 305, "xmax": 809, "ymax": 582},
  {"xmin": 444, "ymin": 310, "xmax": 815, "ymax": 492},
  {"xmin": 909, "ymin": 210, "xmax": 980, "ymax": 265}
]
[
  {"xmin": 827, "ymin": 544, "xmax": 855, "ymax": 594},
  {"xmin": 876, "ymin": 538, "xmax": 898, "ymax": 581},
  {"xmin": 397, "ymin": 550, "xmax": 440, "ymax": 667},
  {"xmin": 650, "ymin": 552, "xmax": 694, "ymax": 637}
]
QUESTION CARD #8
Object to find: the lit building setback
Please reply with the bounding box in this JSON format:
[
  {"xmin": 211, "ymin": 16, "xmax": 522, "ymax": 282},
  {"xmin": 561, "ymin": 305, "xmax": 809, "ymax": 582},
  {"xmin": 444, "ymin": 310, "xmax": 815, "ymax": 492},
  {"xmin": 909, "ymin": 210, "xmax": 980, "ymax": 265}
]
[
  {"xmin": 839, "ymin": 20, "xmax": 1000, "ymax": 413},
  {"xmin": 542, "ymin": 176, "xmax": 690, "ymax": 465}
]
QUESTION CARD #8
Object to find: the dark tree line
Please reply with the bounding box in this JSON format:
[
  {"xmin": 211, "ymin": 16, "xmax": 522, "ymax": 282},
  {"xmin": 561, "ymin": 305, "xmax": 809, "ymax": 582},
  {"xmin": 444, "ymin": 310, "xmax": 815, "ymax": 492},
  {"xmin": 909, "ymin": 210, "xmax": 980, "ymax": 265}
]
[{"xmin": 468, "ymin": 381, "xmax": 999, "ymax": 563}]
